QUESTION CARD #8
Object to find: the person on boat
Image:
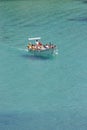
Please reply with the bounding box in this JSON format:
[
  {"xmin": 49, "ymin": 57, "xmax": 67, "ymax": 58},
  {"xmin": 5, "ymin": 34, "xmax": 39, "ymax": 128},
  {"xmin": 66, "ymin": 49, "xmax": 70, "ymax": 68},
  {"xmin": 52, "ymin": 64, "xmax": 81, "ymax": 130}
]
[
  {"xmin": 35, "ymin": 40, "xmax": 43, "ymax": 50},
  {"xmin": 45, "ymin": 44, "xmax": 49, "ymax": 49},
  {"xmin": 36, "ymin": 40, "xmax": 42, "ymax": 46},
  {"xmin": 38, "ymin": 42, "xmax": 42, "ymax": 46},
  {"xmin": 36, "ymin": 40, "xmax": 39, "ymax": 45}
]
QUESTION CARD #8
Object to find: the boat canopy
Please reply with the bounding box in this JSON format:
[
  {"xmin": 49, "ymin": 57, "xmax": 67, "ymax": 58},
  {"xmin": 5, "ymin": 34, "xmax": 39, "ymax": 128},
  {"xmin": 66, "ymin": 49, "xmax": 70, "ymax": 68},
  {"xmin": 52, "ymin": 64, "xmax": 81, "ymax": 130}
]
[{"xmin": 28, "ymin": 37, "xmax": 41, "ymax": 41}]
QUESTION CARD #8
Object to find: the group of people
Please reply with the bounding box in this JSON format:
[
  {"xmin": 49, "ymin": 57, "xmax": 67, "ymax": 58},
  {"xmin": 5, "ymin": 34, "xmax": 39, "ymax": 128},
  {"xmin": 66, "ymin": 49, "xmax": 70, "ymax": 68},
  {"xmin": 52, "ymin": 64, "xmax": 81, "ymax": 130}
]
[{"xmin": 27, "ymin": 40, "xmax": 56, "ymax": 51}]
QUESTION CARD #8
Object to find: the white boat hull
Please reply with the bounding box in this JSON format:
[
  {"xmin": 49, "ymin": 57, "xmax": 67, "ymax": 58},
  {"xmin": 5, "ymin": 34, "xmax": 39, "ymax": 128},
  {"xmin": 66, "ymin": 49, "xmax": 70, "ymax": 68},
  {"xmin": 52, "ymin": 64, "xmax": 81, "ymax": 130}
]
[{"xmin": 28, "ymin": 48, "xmax": 56, "ymax": 57}]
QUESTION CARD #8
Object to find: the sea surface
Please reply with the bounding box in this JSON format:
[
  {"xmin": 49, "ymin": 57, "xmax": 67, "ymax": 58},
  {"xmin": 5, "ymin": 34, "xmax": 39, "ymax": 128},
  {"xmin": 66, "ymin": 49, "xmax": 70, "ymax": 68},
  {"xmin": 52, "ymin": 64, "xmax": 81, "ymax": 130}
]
[{"xmin": 0, "ymin": 0, "xmax": 87, "ymax": 129}]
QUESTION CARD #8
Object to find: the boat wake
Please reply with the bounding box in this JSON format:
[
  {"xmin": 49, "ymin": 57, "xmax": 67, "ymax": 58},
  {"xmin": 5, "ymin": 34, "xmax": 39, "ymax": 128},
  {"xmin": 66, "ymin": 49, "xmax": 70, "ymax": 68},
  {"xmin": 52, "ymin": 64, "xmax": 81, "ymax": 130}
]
[
  {"xmin": 54, "ymin": 48, "xmax": 58, "ymax": 55},
  {"xmin": 8, "ymin": 46, "xmax": 28, "ymax": 52},
  {"xmin": 17, "ymin": 48, "xmax": 28, "ymax": 52}
]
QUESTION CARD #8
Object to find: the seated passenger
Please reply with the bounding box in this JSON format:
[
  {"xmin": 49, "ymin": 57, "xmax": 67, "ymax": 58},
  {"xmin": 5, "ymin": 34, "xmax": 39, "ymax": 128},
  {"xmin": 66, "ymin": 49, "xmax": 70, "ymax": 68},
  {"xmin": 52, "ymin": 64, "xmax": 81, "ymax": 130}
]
[
  {"xmin": 45, "ymin": 44, "xmax": 49, "ymax": 48},
  {"xmin": 38, "ymin": 42, "xmax": 42, "ymax": 46}
]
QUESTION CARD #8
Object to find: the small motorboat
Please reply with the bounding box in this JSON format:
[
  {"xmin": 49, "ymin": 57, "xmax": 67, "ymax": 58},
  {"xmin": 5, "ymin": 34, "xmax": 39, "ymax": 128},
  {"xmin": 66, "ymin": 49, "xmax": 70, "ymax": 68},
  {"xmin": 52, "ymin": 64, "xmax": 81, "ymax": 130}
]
[{"xmin": 27, "ymin": 37, "xmax": 58, "ymax": 57}]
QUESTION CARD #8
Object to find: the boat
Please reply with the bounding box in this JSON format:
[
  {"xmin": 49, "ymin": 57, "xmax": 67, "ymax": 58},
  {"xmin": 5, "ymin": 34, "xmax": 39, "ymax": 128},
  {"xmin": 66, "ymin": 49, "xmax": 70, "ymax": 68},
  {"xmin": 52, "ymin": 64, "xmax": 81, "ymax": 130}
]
[{"xmin": 27, "ymin": 37, "xmax": 57, "ymax": 57}]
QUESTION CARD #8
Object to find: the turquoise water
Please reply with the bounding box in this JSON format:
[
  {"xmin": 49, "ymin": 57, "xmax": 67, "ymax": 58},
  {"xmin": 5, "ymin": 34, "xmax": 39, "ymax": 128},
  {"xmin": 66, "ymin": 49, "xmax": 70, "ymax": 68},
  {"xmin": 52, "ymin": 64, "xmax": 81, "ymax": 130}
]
[{"xmin": 0, "ymin": 0, "xmax": 87, "ymax": 129}]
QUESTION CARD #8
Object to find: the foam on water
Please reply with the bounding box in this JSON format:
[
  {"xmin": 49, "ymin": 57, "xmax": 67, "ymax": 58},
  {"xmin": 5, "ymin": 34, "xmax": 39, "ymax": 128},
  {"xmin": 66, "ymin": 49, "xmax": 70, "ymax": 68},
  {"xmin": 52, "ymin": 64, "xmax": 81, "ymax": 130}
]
[{"xmin": 17, "ymin": 48, "xmax": 28, "ymax": 52}]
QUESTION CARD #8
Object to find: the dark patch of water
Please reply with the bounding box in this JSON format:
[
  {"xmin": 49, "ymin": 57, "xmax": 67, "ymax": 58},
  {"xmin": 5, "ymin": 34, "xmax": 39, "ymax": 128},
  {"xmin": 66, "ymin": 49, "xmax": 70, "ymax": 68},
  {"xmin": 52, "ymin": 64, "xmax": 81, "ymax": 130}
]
[
  {"xmin": 0, "ymin": 111, "xmax": 87, "ymax": 130},
  {"xmin": 68, "ymin": 17, "xmax": 87, "ymax": 22}
]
